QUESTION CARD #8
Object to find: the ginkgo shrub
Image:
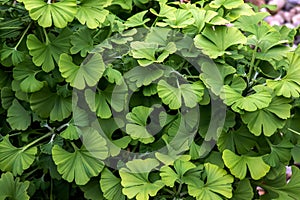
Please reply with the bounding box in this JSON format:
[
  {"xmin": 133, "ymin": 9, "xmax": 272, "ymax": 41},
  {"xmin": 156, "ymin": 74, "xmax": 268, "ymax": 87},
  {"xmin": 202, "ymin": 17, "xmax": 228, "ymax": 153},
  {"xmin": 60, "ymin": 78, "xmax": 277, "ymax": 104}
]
[{"xmin": 1, "ymin": 0, "xmax": 300, "ymax": 199}]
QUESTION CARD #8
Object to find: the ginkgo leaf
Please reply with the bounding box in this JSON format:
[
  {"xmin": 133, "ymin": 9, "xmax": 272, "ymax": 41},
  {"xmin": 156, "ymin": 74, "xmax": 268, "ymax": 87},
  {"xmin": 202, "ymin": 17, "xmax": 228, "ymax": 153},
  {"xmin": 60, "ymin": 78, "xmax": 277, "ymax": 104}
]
[
  {"xmin": 0, "ymin": 44, "xmax": 26, "ymax": 66},
  {"xmin": 126, "ymin": 106, "xmax": 154, "ymax": 144},
  {"xmin": 0, "ymin": 172, "xmax": 30, "ymax": 200},
  {"xmin": 231, "ymin": 179, "xmax": 254, "ymax": 200},
  {"xmin": 187, "ymin": 163, "xmax": 234, "ymax": 200},
  {"xmin": 58, "ymin": 53, "xmax": 105, "ymax": 90},
  {"xmin": 1, "ymin": 87, "xmax": 14, "ymax": 109},
  {"xmin": 125, "ymin": 10, "xmax": 150, "ymax": 28},
  {"xmin": 220, "ymin": 85, "xmax": 272, "ymax": 113},
  {"xmin": 267, "ymin": 51, "xmax": 300, "ymax": 98},
  {"xmin": 162, "ymin": 9, "xmax": 195, "ymax": 28},
  {"xmin": 27, "ymin": 28, "xmax": 71, "ymax": 72},
  {"xmin": 13, "ymin": 60, "xmax": 44, "ymax": 93},
  {"xmin": 0, "ymin": 136, "xmax": 37, "ymax": 176},
  {"xmin": 76, "ymin": 0, "xmax": 109, "ymax": 29},
  {"xmin": 79, "ymin": 179, "xmax": 104, "ymax": 200},
  {"xmin": 30, "ymin": 86, "xmax": 72, "ymax": 121},
  {"xmin": 70, "ymin": 27, "xmax": 94, "ymax": 57},
  {"xmin": 194, "ymin": 26, "xmax": 247, "ymax": 59},
  {"xmin": 241, "ymin": 97, "xmax": 292, "ymax": 136},
  {"xmin": 60, "ymin": 124, "xmax": 80, "ymax": 140},
  {"xmin": 85, "ymin": 89, "xmax": 112, "ymax": 119},
  {"xmin": 100, "ymin": 168, "xmax": 125, "ymax": 200},
  {"xmin": 103, "ymin": 66, "xmax": 123, "ymax": 85},
  {"xmin": 124, "ymin": 65, "xmax": 164, "ymax": 88},
  {"xmin": 22, "ymin": 0, "xmax": 77, "ymax": 28},
  {"xmin": 7, "ymin": 99, "xmax": 31, "ymax": 130},
  {"xmin": 52, "ymin": 128, "xmax": 108, "ymax": 185},
  {"xmin": 209, "ymin": 0, "xmax": 244, "ymax": 9},
  {"xmin": 111, "ymin": 0, "xmax": 132, "ymax": 10},
  {"xmin": 260, "ymin": 166, "xmax": 300, "ymax": 200},
  {"xmin": 157, "ymin": 79, "xmax": 200, "ymax": 109},
  {"xmin": 222, "ymin": 149, "xmax": 270, "ymax": 180},
  {"xmin": 160, "ymin": 159, "xmax": 196, "ymax": 187},
  {"xmin": 119, "ymin": 158, "xmax": 165, "ymax": 200}
]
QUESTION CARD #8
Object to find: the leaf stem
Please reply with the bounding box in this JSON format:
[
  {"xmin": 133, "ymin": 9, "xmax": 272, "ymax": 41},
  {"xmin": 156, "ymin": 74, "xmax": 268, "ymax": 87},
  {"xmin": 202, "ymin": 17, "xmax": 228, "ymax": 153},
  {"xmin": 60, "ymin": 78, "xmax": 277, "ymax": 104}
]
[
  {"xmin": 247, "ymin": 45, "xmax": 258, "ymax": 83},
  {"xmin": 176, "ymin": 181, "xmax": 183, "ymax": 197},
  {"xmin": 14, "ymin": 22, "xmax": 32, "ymax": 50},
  {"xmin": 288, "ymin": 128, "xmax": 300, "ymax": 136},
  {"xmin": 43, "ymin": 28, "xmax": 50, "ymax": 45},
  {"xmin": 22, "ymin": 132, "xmax": 53, "ymax": 151}
]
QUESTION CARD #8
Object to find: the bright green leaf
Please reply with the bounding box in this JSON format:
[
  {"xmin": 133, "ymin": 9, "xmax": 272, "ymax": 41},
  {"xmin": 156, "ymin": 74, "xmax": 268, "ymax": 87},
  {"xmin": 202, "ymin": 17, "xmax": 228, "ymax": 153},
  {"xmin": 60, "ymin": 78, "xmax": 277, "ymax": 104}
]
[
  {"xmin": 125, "ymin": 10, "xmax": 150, "ymax": 28},
  {"xmin": 222, "ymin": 149, "xmax": 270, "ymax": 180},
  {"xmin": 100, "ymin": 168, "xmax": 125, "ymax": 200},
  {"xmin": 7, "ymin": 100, "xmax": 31, "ymax": 130},
  {"xmin": 85, "ymin": 89, "xmax": 112, "ymax": 119},
  {"xmin": 70, "ymin": 27, "xmax": 94, "ymax": 57},
  {"xmin": 210, "ymin": 0, "xmax": 244, "ymax": 9},
  {"xmin": 0, "ymin": 136, "xmax": 37, "ymax": 176},
  {"xmin": 162, "ymin": 9, "xmax": 195, "ymax": 28}
]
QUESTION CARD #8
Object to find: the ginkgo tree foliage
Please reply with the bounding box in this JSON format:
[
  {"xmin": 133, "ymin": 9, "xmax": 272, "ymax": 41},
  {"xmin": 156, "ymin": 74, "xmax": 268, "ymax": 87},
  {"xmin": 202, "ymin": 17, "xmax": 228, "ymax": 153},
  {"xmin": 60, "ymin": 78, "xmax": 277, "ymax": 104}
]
[{"xmin": 1, "ymin": 0, "xmax": 300, "ymax": 199}]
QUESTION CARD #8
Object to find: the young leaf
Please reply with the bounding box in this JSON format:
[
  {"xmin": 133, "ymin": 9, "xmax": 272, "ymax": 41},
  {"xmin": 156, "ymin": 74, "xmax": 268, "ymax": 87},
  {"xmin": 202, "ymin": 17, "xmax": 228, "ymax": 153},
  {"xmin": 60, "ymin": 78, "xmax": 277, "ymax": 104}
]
[
  {"xmin": 222, "ymin": 149, "xmax": 270, "ymax": 180},
  {"xmin": 13, "ymin": 60, "xmax": 43, "ymax": 93},
  {"xmin": 60, "ymin": 124, "xmax": 80, "ymax": 140},
  {"xmin": 103, "ymin": 66, "xmax": 123, "ymax": 85},
  {"xmin": 220, "ymin": 85, "xmax": 272, "ymax": 113},
  {"xmin": 70, "ymin": 27, "xmax": 94, "ymax": 57},
  {"xmin": 7, "ymin": 99, "xmax": 31, "ymax": 130},
  {"xmin": 52, "ymin": 128, "xmax": 108, "ymax": 185},
  {"xmin": 22, "ymin": 0, "xmax": 77, "ymax": 28},
  {"xmin": 194, "ymin": 26, "xmax": 247, "ymax": 59},
  {"xmin": 0, "ymin": 136, "xmax": 37, "ymax": 176},
  {"xmin": 267, "ymin": 51, "xmax": 300, "ymax": 98},
  {"xmin": 209, "ymin": 0, "xmax": 244, "ymax": 9},
  {"xmin": 187, "ymin": 163, "xmax": 234, "ymax": 200},
  {"xmin": 162, "ymin": 9, "xmax": 195, "ymax": 28},
  {"xmin": 125, "ymin": 10, "xmax": 150, "ymax": 28},
  {"xmin": 119, "ymin": 158, "xmax": 165, "ymax": 200},
  {"xmin": 27, "ymin": 28, "xmax": 71, "ymax": 72},
  {"xmin": 30, "ymin": 86, "xmax": 72, "ymax": 121},
  {"xmin": 241, "ymin": 97, "xmax": 292, "ymax": 136},
  {"xmin": 76, "ymin": 0, "xmax": 109, "ymax": 29},
  {"xmin": 58, "ymin": 53, "xmax": 105, "ymax": 90},
  {"xmin": 100, "ymin": 168, "xmax": 125, "ymax": 200},
  {"xmin": 157, "ymin": 79, "xmax": 201, "ymax": 109},
  {"xmin": 85, "ymin": 89, "xmax": 112, "ymax": 119},
  {"xmin": 0, "ymin": 172, "xmax": 30, "ymax": 200},
  {"xmin": 126, "ymin": 106, "xmax": 154, "ymax": 144}
]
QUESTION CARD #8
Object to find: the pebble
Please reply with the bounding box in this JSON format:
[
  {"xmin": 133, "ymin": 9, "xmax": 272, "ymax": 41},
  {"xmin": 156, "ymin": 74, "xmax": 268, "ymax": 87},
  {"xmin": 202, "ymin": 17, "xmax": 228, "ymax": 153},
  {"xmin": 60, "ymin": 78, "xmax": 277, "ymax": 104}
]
[
  {"xmin": 292, "ymin": 13, "xmax": 300, "ymax": 26},
  {"xmin": 268, "ymin": 0, "xmax": 286, "ymax": 12}
]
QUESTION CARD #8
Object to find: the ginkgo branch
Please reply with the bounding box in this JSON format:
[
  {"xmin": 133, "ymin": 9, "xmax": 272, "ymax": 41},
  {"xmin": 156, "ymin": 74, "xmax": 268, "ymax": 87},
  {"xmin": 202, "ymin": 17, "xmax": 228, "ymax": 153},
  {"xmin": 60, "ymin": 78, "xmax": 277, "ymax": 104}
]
[
  {"xmin": 22, "ymin": 132, "xmax": 53, "ymax": 151},
  {"xmin": 248, "ymin": 45, "xmax": 258, "ymax": 83}
]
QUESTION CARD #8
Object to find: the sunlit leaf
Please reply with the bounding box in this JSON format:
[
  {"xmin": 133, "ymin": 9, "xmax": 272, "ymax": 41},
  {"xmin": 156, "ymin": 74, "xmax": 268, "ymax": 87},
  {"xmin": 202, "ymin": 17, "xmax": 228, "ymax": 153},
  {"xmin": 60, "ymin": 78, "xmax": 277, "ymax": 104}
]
[{"xmin": 100, "ymin": 168, "xmax": 125, "ymax": 200}]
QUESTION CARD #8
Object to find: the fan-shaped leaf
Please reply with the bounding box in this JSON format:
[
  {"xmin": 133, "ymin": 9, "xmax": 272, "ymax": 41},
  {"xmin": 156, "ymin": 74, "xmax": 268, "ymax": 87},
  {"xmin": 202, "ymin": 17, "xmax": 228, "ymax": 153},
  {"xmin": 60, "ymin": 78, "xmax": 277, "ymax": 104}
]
[
  {"xmin": 7, "ymin": 99, "xmax": 31, "ymax": 130},
  {"xmin": 187, "ymin": 163, "xmax": 234, "ymax": 200},
  {"xmin": 70, "ymin": 27, "xmax": 94, "ymax": 57},
  {"xmin": 100, "ymin": 168, "xmax": 125, "ymax": 200},
  {"xmin": 119, "ymin": 158, "xmax": 165, "ymax": 200},
  {"xmin": 222, "ymin": 149, "xmax": 270, "ymax": 180},
  {"xmin": 0, "ymin": 136, "xmax": 37, "ymax": 176},
  {"xmin": 0, "ymin": 172, "xmax": 30, "ymax": 200},
  {"xmin": 125, "ymin": 10, "xmax": 150, "ymax": 28},
  {"xmin": 85, "ymin": 89, "xmax": 112, "ymax": 119},
  {"xmin": 58, "ymin": 53, "xmax": 105, "ymax": 90},
  {"xmin": 22, "ymin": 0, "xmax": 77, "ymax": 28},
  {"xmin": 231, "ymin": 179, "xmax": 254, "ymax": 200}
]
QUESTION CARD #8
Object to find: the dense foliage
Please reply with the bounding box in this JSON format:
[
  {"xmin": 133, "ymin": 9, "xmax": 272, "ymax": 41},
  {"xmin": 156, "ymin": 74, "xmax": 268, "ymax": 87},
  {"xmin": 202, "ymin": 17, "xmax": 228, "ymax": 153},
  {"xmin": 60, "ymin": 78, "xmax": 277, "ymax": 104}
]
[{"xmin": 1, "ymin": 0, "xmax": 300, "ymax": 199}]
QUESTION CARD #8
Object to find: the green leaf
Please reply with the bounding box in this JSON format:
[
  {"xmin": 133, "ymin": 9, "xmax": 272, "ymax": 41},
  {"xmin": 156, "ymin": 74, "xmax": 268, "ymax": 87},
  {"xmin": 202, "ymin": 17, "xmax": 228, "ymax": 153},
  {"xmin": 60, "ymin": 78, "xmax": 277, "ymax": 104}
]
[
  {"xmin": 241, "ymin": 97, "xmax": 292, "ymax": 136},
  {"xmin": 60, "ymin": 124, "xmax": 80, "ymax": 140},
  {"xmin": 194, "ymin": 26, "xmax": 247, "ymax": 59},
  {"xmin": 217, "ymin": 125, "xmax": 257, "ymax": 154},
  {"xmin": 261, "ymin": 166, "xmax": 300, "ymax": 200},
  {"xmin": 125, "ymin": 10, "xmax": 150, "ymax": 28},
  {"xmin": 58, "ymin": 53, "xmax": 105, "ymax": 90},
  {"xmin": 187, "ymin": 163, "xmax": 234, "ymax": 200},
  {"xmin": 27, "ymin": 28, "xmax": 71, "ymax": 72},
  {"xmin": 200, "ymin": 63, "xmax": 236, "ymax": 95},
  {"xmin": 220, "ymin": 85, "xmax": 272, "ymax": 112},
  {"xmin": 119, "ymin": 158, "xmax": 165, "ymax": 200},
  {"xmin": 7, "ymin": 100, "xmax": 31, "ymax": 130},
  {"xmin": 111, "ymin": 0, "xmax": 132, "ymax": 10},
  {"xmin": 162, "ymin": 9, "xmax": 195, "ymax": 28},
  {"xmin": 13, "ymin": 60, "xmax": 44, "ymax": 93},
  {"xmin": 160, "ymin": 159, "xmax": 196, "ymax": 187},
  {"xmin": 126, "ymin": 106, "xmax": 154, "ymax": 144},
  {"xmin": 0, "ymin": 44, "xmax": 25, "ymax": 66},
  {"xmin": 0, "ymin": 172, "xmax": 30, "ymax": 200},
  {"xmin": 210, "ymin": 0, "xmax": 244, "ymax": 9},
  {"xmin": 1, "ymin": 87, "xmax": 14, "ymax": 109},
  {"xmin": 100, "ymin": 168, "xmax": 125, "ymax": 200},
  {"xmin": 0, "ymin": 136, "xmax": 37, "ymax": 176},
  {"xmin": 267, "ymin": 51, "xmax": 300, "ymax": 98},
  {"xmin": 52, "ymin": 128, "xmax": 107, "ymax": 185},
  {"xmin": 263, "ymin": 138, "xmax": 294, "ymax": 167},
  {"xmin": 103, "ymin": 66, "xmax": 123, "ymax": 85},
  {"xmin": 124, "ymin": 65, "xmax": 164, "ymax": 88},
  {"xmin": 22, "ymin": 0, "xmax": 77, "ymax": 28},
  {"xmin": 70, "ymin": 27, "xmax": 94, "ymax": 57},
  {"xmin": 222, "ymin": 149, "xmax": 270, "ymax": 180},
  {"xmin": 76, "ymin": 0, "xmax": 109, "ymax": 29},
  {"xmin": 85, "ymin": 89, "xmax": 112, "ymax": 119},
  {"xmin": 231, "ymin": 179, "xmax": 254, "ymax": 200},
  {"xmin": 157, "ymin": 79, "xmax": 201, "ymax": 110},
  {"xmin": 80, "ymin": 179, "xmax": 104, "ymax": 200},
  {"xmin": 30, "ymin": 86, "xmax": 72, "ymax": 121}
]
